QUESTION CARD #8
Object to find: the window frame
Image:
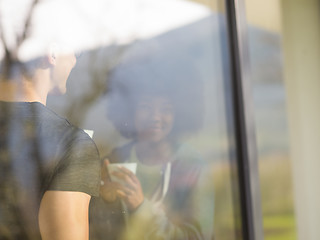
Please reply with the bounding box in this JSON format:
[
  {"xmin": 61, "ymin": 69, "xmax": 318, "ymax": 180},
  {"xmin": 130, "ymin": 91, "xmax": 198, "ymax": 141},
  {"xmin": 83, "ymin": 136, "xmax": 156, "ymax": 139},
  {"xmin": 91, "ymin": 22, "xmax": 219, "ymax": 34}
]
[{"xmin": 224, "ymin": 0, "xmax": 264, "ymax": 239}]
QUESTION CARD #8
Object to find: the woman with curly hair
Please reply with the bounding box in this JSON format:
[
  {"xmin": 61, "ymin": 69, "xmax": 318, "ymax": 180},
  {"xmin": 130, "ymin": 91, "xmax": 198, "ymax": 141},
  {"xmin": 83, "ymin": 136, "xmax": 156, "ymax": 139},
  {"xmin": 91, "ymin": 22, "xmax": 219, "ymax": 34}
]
[{"xmin": 90, "ymin": 64, "xmax": 214, "ymax": 240}]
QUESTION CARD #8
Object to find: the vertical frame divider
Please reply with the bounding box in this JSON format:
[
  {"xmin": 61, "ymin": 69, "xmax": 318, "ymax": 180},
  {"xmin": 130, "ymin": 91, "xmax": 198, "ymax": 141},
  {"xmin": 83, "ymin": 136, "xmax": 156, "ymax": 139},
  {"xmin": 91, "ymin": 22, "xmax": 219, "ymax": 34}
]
[{"xmin": 224, "ymin": 0, "xmax": 264, "ymax": 239}]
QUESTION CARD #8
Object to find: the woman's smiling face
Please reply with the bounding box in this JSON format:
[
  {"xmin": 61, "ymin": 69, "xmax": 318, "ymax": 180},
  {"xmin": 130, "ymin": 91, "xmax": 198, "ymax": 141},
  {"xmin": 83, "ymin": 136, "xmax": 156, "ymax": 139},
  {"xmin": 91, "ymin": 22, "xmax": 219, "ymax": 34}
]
[{"xmin": 134, "ymin": 95, "xmax": 175, "ymax": 143}]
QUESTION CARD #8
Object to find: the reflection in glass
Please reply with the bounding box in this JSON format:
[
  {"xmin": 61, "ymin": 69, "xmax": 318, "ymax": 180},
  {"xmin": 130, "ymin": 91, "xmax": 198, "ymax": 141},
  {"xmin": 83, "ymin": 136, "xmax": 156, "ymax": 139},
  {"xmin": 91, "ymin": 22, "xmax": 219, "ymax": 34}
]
[
  {"xmin": 86, "ymin": 1, "xmax": 243, "ymax": 240},
  {"xmin": 1, "ymin": 0, "xmax": 247, "ymax": 239},
  {"xmin": 90, "ymin": 69, "xmax": 214, "ymax": 239}
]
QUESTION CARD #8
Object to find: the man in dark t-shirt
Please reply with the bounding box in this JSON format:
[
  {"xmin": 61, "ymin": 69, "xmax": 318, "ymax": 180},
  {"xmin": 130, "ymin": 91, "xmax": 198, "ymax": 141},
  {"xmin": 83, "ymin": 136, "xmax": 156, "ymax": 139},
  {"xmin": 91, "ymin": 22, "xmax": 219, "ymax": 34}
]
[
  {"xmin": 0, "ymin": 102, "xmax": 101, "ymax": 239},
  {"xmin": 0, "ymin": 42, "xmax": 101, "ymax": 239}
]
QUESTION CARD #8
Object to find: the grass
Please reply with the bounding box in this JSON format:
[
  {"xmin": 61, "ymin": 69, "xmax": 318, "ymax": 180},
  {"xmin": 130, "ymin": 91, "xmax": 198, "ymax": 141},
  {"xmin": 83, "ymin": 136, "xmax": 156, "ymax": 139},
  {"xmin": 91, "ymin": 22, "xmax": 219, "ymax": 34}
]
[
  {"xmin": 263, "ymin": 214, "xmax": 296, "ymax": 240},
  {"xmin": 212, "ymin": 154, "xmax": 297, "ymax": 240},
  {"xmin": 259, "ymin": 154, "xmax": 297, "ymax": 240}
]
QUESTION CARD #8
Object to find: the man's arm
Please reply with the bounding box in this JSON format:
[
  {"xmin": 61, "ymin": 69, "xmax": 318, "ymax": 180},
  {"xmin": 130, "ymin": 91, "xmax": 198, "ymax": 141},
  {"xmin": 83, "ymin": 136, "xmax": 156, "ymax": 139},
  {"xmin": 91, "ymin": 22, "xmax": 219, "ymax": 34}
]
[{"xmin": 39, "ymin": 191, "xmax": 91, "ymax": 240}]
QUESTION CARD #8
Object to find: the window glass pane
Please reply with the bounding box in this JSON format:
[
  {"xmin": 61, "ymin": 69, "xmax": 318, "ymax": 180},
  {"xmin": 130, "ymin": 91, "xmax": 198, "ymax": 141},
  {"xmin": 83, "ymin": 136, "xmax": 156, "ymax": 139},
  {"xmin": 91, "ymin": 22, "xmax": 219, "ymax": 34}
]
[
  {"xmin": 1, "ymin": 0, "xmax": 244, "ymax": 239},
  {"xmin": 244, "ymin": 1, "xmax": 297, "ymax": 239}
]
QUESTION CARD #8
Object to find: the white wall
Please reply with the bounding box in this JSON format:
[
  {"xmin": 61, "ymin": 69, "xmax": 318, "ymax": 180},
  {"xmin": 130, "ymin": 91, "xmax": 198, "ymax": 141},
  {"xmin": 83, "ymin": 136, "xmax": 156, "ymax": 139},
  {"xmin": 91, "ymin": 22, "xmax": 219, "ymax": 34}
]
[{"xmin": 281, "ymin": 1, "xmax": 320, "ymax": 239}]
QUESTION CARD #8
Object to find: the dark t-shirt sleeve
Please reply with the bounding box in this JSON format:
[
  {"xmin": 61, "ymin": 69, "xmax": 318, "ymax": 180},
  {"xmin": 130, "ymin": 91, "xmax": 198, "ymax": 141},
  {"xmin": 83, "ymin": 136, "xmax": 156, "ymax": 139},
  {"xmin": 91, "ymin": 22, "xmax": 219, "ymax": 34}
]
[{"xmin": 47, "ymin": 129, "xmax": 101, "ymax": 197}]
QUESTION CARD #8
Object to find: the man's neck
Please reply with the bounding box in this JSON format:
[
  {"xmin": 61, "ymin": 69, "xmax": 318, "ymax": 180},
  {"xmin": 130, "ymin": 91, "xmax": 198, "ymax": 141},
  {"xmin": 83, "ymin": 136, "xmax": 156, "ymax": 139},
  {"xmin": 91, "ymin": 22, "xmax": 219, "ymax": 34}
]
[{"xmin": 0, "ymin": 71, "xmax": 50, "ymax": 105}]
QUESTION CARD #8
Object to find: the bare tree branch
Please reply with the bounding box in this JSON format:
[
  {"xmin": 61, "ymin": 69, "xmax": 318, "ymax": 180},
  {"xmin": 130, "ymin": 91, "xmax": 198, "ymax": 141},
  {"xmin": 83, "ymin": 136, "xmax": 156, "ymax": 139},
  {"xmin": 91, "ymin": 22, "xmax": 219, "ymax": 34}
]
[
  {"xmin": 0, "ymin": 0, "xmax": 39, "ymax": 80},
  {"xmin": 65, "ymin": 44, "xmax": 131, "ymax": 126},
  {"xmin": 0, "ymin": 10, "xmax": 13, "ymax": 81},
  {"xmin": 17, "ymin": 0, "xmax": 39, "ymax": 47}
]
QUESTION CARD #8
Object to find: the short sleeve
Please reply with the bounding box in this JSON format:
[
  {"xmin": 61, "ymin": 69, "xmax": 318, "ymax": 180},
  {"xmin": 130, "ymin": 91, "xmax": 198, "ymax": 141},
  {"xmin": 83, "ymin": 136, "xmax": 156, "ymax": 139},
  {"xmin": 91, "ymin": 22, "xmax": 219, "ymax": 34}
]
[{"xmin": 47, "ymin": 129, "xmax": 101, "ymax": 196}]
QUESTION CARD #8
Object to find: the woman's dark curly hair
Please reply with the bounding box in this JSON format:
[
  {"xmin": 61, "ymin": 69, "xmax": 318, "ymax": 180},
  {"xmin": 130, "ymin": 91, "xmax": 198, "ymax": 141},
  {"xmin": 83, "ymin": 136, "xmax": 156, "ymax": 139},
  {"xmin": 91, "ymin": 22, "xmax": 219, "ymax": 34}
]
[{"xmin": 106, "ymin": 59, "xmax": 204, "ymax": 140}]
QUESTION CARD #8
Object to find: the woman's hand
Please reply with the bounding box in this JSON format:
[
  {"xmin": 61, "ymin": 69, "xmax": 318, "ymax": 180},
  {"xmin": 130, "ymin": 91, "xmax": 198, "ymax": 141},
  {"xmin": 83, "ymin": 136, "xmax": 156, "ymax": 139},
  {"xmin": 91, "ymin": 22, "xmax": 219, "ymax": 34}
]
[
  {"xmin": 99, "ymin": 159, "xmax": 120, "ymax": 203},
  {"xmin": 112, "ymin": 166, "xmax": 144, "ymax": 212}
]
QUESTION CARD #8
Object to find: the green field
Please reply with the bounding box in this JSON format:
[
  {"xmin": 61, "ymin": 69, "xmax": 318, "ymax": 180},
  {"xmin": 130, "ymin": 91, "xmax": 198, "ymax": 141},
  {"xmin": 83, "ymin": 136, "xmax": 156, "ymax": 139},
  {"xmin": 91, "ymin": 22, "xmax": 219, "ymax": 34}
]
[{"xmin": 212, "ymin": 154, "xmax": 297, "ymax": 240}]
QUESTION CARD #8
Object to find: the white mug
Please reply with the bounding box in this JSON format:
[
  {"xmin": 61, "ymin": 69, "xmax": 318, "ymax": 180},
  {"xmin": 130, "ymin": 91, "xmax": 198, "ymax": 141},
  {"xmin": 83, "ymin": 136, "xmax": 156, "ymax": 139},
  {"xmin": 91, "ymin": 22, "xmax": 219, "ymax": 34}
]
[{"xmin": 108, "ymin": 163, "xmax": 137, "ymax": 184}]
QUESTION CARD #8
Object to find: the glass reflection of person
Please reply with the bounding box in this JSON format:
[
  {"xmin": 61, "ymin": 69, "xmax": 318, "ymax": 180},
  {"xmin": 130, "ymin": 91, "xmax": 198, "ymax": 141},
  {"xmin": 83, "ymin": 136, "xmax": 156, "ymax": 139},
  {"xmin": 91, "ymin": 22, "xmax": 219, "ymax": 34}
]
[
  {"xmin": 0, "ymin": 44, "xmax": 101, "ymax": 239},
  {"xmin": 90, "ymin": 76, "xmax": 214, "ymax": 240}
]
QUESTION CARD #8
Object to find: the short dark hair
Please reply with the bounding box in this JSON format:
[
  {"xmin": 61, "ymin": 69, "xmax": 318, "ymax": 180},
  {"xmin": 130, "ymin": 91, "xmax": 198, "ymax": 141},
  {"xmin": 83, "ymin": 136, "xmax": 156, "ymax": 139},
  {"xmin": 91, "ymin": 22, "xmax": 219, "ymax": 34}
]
[{"xmin": 106, "ymin": 61, "xmax": 204, "ymax": 140}]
